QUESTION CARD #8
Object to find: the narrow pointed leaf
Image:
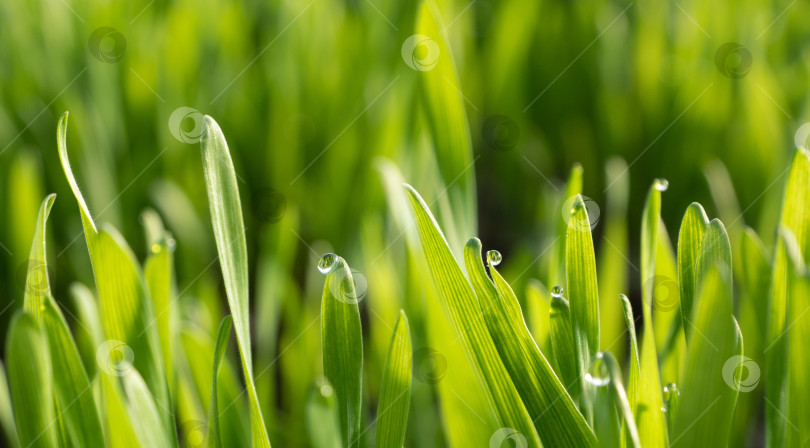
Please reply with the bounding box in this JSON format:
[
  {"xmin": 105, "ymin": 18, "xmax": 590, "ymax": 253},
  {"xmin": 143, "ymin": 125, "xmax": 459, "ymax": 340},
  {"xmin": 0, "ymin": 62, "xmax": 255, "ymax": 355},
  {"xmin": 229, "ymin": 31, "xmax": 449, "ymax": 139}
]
[
  {"xmin": 200, "ymin": 115, "xmax": 270, "ymax": 448},
  {"xmin": 550, "ymin": 293, "xmax": 578, "ymax": 397},
  {"xmin": 209, "ymin": 316, "xmax": 233, "ymax": 448},
  {"xmin": 404, "ymin": 184, "xmax": 541, "ymax": 446},
  {"xmin": 375, "ymin": 310, "xmax": 412, "ymax": 448},
  {"xmin": 464, "ymin": 239, "xmax": 597, "ymax": 447},
  {"xmin": 677, "ymin": 203, "xmax": 709, "ymax": 342},
  {"xmin": 22, "ymin": 194, "xmax": 55, "ymax": 319},
  {"xmin": 122, "ymin": 370, "xmax": 173, "ymax": 448},
  {"xmin": 321, "ymin": 257, "xmax": 363, "ymax": 448}
]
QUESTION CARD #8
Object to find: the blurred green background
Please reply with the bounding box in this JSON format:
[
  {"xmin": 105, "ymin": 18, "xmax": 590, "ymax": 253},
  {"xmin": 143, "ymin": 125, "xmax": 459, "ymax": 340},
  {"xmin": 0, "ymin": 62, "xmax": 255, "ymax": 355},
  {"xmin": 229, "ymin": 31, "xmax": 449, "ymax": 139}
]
[{"xmin": 0, "ymin": 0, "xmax": 807, "ymax": 445}]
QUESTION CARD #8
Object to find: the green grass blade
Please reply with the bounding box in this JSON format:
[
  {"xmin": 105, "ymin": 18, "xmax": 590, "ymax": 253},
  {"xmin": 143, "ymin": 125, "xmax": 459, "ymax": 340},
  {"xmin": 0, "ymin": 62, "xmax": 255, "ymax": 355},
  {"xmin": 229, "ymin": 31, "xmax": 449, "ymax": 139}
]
[
  {"xmin": 307, "ymin": 377, "xmax": 342, "ymax": 448},
  {"xmin": 41, "ymin": 298, "xmax": 105, "ymax": 448},
  {"xmin": 676, "ymin": 203, "xmax": 708, "ymax": 342},
  {"xmin": 765, "ymin": 148, "xmax": 810, "ymax": 447},
  {"xmin": 22, "ymin": 194, "xmax": 55, "ymax": 319},
  {"xmin": 375, "ymin": 310, "xmax": 412, "ymax": 448},
  {"xmin": 320, "ymin": 256, "xmax": 363, "ymax": 448},
  {"xmin": 464, "ymin": 239, "xmax": 597, "ymax": 447},
  {"xmin": 620, "ymin": 293, "xmax": 640, "ymax": 448},
  {"xmin": 565, "ymin": 194, "xmax": 601, "ymax": 404},
  {"xmin": 5, "ymin": 313, "xmax": 58, "ymax": 448},
  {"xmin": 787, "ymin": 267, "xmax": 810, "ymax": 447},
  {"xmin": 57, "ymin": 112, "xmax": 173, "ymax": 437},
  {"xmin": 602, "ymin": 351, "xmax": 641, "ymax": 448},
  {"xmin": 0, "ymin": 361, "xmax": 19, "ymax": 448},
  {"xmin": 404, "ymin": 184, "xmax": 541, "ymax": 446},
  {"xmin": 209, "ymin": 316, "xmax": 233, "ymax": 448},
  {"xmin": 200, "ymin": 115, "xmax": 270, "ymax": 448},
  {"xmin": 122, "ymin": 370, "xmax": 173, "ymax": 448},
  {"xmin": 671, "ymin": 265, "xmax": 740, "ymax": 447},
  {"xmin": 551, "ymin": 164, "xmax": 583, "ymax": 288},
  {"xmin": 635, "ymin": 180, "xmax": 668, "ymax": 447},
  {"xmin": 550, "ymin": 292, "xmax": 578, "ymax": 398}
]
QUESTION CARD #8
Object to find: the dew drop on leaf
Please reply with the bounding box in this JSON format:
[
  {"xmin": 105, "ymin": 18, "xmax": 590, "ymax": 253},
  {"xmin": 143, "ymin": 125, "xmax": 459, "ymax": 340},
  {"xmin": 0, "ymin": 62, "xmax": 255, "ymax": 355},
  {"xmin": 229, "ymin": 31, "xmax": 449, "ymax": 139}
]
[
  {"xmin": 318, "ymin": 253, "xmax": 339, "ymax": 274},
  {"xmin": 551, "ymin": 285, "xmax": 564, "ymax": 298},
  {"xmin": 486, "ymin": 250, "xmax": 502, "ymax": 266}
]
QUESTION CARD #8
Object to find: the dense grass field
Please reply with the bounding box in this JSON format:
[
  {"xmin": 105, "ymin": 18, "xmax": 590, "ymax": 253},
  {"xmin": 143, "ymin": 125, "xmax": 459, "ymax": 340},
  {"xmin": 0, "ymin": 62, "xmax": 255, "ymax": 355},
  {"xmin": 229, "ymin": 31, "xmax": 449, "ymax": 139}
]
[{"xmin": 1, "ymin": 0, "xmax": 809, "ymax": 446}]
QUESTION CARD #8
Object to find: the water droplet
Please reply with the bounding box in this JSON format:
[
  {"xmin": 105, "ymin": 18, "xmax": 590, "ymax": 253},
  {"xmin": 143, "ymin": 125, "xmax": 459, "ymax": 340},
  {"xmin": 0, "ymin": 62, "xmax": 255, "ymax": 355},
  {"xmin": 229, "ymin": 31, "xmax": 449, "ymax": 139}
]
[
  {"xmin": 660, "ymin": 406, "xmax": 667, "ymax": 413},
  {"xmin": 318, "ymin": 253, "xmax": 339, "ymax": 274},
  {"xmin": 167, "ymin": 238, "xmax": 177, "ymax": 253},
  {"xmin": 654, "ymin": 178, "xmax": 669, "ymax": 191},
  {"xmin": 486, "ymin": 250, "xmax": 502, "ymax": 266},
  {"xmin": 663, "ymin": 382, "xmax": 679, "ymax": 400},
  {"xmin": 584, "ymin": 352, "xmax": 610, "ymax": 387},
  {"xmin": 320, "ymin": 384, "xmax": 333, "ymax": 397},
  {"xmin": 150, "ymin": 243, "xmax": 161, "ymax": 254},
  {"xmin": 551, "ymin": 286, "xmax": 564, "ymax": 298}
]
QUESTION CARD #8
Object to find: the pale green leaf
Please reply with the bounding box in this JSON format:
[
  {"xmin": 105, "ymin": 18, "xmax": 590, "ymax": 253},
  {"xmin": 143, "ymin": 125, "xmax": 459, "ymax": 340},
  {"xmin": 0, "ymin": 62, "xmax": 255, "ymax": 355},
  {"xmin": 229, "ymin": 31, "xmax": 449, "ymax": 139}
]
[
  {"xmin": 122, "ymin": 369, "xmax": 173, "ymax": 448},
  {"xmin": 676, "ymin": 203, "xmax": 709, "ymax": 339},
  {"xmin": 209, "ymin": 316, "xmax": 233, "ymax": 448},
  {"xmin": 550, "ymin": 292, "xmax": 577, "ymax": 398},
  {"xmin": 22, "ymin": 193, "xmax": 55, "ymax": 319},
  {"xmin": 321, "ymin": 256, "xmax": 364, "ymax": 448},
  {"xmin": 0, "ymin": 361, "xmax": 19, "ymax": 448},
  {"xmin": 464, "ymin": 239, "xmax": 597, "ymax": 447},
  {"xmin": 375, "ymin": 310, "xmax": 412, "ymax": 448},
  {"xmin": 405, "ymin": 184, "xmax": 541, "ymax": 446},
  {"xmin": 5, "ymin": 313, "xmax": 58, "ymax": 448},
  {"xmin": 307, "ymin": 377, "xmax": 342, "ymax": 448},
  {"xmin": 200, "ymin": 115, "xmax": 270, "ymax": 448}
]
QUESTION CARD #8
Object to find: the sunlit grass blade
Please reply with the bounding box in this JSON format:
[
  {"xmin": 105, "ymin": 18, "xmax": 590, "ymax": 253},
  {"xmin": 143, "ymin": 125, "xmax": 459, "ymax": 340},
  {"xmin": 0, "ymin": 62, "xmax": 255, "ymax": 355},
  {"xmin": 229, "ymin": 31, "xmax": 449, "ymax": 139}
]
[
  {"xmin": 200, "ymin": 115, "xmax": 270, "ymax": 448},
  {"xmin": 465, "ymin": 238, "xmax": 597, "ymax": 447},
  {"xmin": 786, "ymin": 261, "xmax": 810, "ymax": 446},
  {"xmin": 22, "ymin": 194, "xmax": 55, "ymax": 319},
  {"xmin": 677, "ymin": 203, "xmax": 708, "ymax": 340},
  {"xmin": 307, "ymin": 377, "xmax": 342, "ymax": 448},
  {"xmin": 0, "ymin": 361, "xmax": 18, "ymax": 448},
  {"xmin": 320, "ymin": 256, "xmax": 363, "ymax": 448},
  {"xmin": 601, "ymin": 351, "xmax": 641, "ymax": 448},
  {"xmin": 404, "ymin": 184, "xmax": 541, "ymax": 446},
  {"xmin": 375, "ymin": 310, "xmax": 412, "ymax": 448},
  {"xmin": 550, "ymin": 291, "xmax": 578, "ymax": 398},
  {"xmin": 550, "ymin": 164, "xmax": 583, "ymax": 288},
  {"xmin": 672, "ymin": 265, "xmax": 740, "ymax": 446},
  {"xmin": 209, "ymin": 316, "xmax": 233, "ymax": 448},
  {"xmin": 5, "ymin": 313, "xmax": 57, "ymax": 448},
  {"xmin": 57, "ymin": 112, "xmax": 172, "ymax": 436},
  {"xmin": 634, "ymin": 180, "xmax": 668, "ymax": 447},
  {"xmin": 565, "ymin": 194, "xmax": 600, "ymax": 406},
  {"xmin": 122, "ymin": 369, "xmax": 173, "ymax": 448},
  {"xmin": 41, "ymin": 298, "xmax": 105, "ymax": 448},
  {"xmin": 620, "ymin": 293, "xmax": 640, "ymax": 448}
]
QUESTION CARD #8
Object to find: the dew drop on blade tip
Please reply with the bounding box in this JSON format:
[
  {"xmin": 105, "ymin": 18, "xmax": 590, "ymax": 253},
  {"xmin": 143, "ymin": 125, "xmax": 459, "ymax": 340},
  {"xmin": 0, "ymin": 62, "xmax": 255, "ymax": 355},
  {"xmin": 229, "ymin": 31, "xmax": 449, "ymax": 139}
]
[
  {"xmin": 551, "ymin": 286, "xmax": 564, "ymax": 298},
  {"xmin": 486, "ymin": 250, "xmax": 502, "ymax": 266},
  {"xmin": 654, "ymin": 178, "xmax": 669, "ymax": 191},
  {"xmin": 318, "ymin": 253, "xmax": 338, "ymax": 274}
]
